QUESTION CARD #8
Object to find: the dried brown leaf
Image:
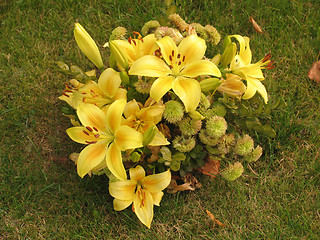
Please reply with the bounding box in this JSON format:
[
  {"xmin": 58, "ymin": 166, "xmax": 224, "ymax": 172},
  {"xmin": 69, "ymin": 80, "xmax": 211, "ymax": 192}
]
[
  {"xmin": 249, "ymin": 16, "xmax": 263, "ymax": 34},
  {"xmin": 308, "ymin": 60, "xmax": 320, "ymax": 83},
  {"xmin": 199, "ymin": 157, "xmax": 220, "ymax": 178},
  {"xmin": 167, "ymin": 179, "xmax": 195, "ymax": 193},
  {"xmin": 206, "ymin": 210, "xmax": 226, "ymax": 227},
  {"xmin": 183, "ymin": 173, "xmax": 202, "ymax": 189}
]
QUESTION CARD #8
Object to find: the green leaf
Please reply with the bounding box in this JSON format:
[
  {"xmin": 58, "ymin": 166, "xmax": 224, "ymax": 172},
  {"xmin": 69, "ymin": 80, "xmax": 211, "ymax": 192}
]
[
  {"xmin": 56, "ymin": 61, "xmax": 69, "ymax": 71},
  {"xmin": 262, "ymin": 125, "xmax": 276, "ymax": 138}
]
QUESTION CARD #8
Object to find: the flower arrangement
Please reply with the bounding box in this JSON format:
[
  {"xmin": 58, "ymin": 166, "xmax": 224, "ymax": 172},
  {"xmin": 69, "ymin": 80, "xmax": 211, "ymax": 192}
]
[{"xmin": 58, "ymin": 8, "xmax": 282, "ymax": 228}]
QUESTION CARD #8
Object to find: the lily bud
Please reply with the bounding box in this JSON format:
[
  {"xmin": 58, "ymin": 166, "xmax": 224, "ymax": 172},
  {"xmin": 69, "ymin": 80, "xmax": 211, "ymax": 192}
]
[
  {"xmin": 108, "ymin": 40, "xmax": 129, "ymax": 70},
  {"xmin": 120, "ymin": 71, "xmax": 130, "ymax": 85},
  {"xmin": 221, "ymin": 42, "xmax": 237, "ymax": 67},
  {"xmin": 200, "ymin": 78, "xmax": 221, "ymax": 92},
  {"xmin": 74, "ymin": 23, "xmax": 104, "ymax": 69},
  {"xmin": 211, "ymin": 54, "xmax": 221, "ymax": 66},
  {"xmin": 188, "ymin": 110, "xmax": 204, "ymax": 120},
  {"xmin": 142, "ymin": 126, "xmax": 157, "ymax": 146}
]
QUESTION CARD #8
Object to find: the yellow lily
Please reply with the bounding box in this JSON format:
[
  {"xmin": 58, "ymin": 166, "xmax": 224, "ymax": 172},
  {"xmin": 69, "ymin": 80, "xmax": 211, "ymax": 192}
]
[
  {"xmin": 123, "ymin": 99, "xmax": 169, "ymax": 146},
  {"xmin": 129, "ymin": 34, "xmax": 221, "ymax": 112},
  {"xmin": 217, "ymin": 73, "xmax": 246, "ymax": 98},
  {"xmin": 61, "ymin": 68, "xmax": 127, "ymax": 112},
  {"xmin": 74, "ymin": 23, "xmax": 104, "ymax": 69},
  {"xmin": 109, "ymin": 34, "xmax": 158, "ymax": 70},
  {"xmin": 229, "ymin": 35, "xmax": 274, "ymax": 103},
  {"xmin": 66, "ymin": 99, "xmax": 143, "ymax": 180},
  {"xmin": 109, "ymin": 165, "xmax": 171, "ymax": 228}
]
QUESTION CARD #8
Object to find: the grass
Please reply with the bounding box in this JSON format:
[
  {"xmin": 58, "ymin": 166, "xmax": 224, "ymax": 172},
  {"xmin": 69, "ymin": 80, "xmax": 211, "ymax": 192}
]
[{"xmin": 1, "ymin": 0, "xmax": 320, "ymax": 239}]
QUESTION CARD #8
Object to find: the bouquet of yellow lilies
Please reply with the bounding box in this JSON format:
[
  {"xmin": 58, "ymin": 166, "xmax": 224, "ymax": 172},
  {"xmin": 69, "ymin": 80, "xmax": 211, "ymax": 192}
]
[{"xmin": 58, "ymin": 13, "xmax": 280, "ymax": 228}]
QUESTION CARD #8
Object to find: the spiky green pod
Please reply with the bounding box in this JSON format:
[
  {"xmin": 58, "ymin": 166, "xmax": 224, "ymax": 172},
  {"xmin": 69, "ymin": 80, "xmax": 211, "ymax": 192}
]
[
  {"xmin": 244, "ymin": 145, "xmax": 263, "ymax": 163},
  {"xmin": 141, "ymin": 20, "xmax": 161, "ymax": 36},
  {"xmin": 206, "ymin": 116, "xmax": 227, "ymax": 138},
  {"xmin": 178, "ymin": 117, "xmax": 202, "ymax": 136},
  {"xmin": 234, "ymin": 134, "xmax": 254, "ymax": 156},
  {"xmin": 220, "ymin": 162, "xmax": 244, "ymax": 181},
  {"xmin": 163, "ymin": 100, "xmax": 184, "ymax": 123},
  {"xmin": 173, "ymin": 135, "xmax": 196, "ymax": 152},
  {"xmin": 199, "ymin": 129, "xmax": 220, "ymax": 146}
]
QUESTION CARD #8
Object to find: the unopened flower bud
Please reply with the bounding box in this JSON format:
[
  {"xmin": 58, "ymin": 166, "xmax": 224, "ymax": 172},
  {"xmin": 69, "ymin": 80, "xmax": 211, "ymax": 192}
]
[
  {"xmin": 199, "ymin": 129, "xmax": 220, "ymax": 146},
  {"xmin": 200, "ymin": 78, "xmax": 221, "ymax": 92},
  {"xmin": 108, "ymin": 40, "xmax": 129, "ymax": 70},
  {"xmin": 120, "ymin": 71, "xmax": 130, "ymax": 85},
  {"xmin": 221, "ymin": 42, "xmax": 237, "ymax": 67},
  {"xmin": 74, "ymin": 23, "xmax": 104, "ymax": 69},
  {"xmin": 220, "ymin": 162, "xmax": 244, "ymax": 181},
  {"xmin": 142, "ymin": 126, "xmax": 157, "ymax": 146}
]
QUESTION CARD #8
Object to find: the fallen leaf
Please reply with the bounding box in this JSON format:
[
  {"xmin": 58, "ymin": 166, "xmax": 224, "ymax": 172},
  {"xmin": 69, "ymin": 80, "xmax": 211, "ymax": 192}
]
[
  {"xmin": 206, "ymin": 210, "xmax": 226, "ymax": 227},
  {"xmin": 167, "ymin": 179, "xmax": 195, "ymax": 193},
  {"xmin": 183, "ymin": 173, "xmax": 202, "ymax": 189},
  {"xmin": 308, "ymin": 59, "xmax": 320, "ymax": 83},
  {"xmin": 249, "ymin": 16, "xmax": 263, "ymax": 34},
  {"xmin": 199, "ymin": 156, "xmax": 220, "ymax": 178}
]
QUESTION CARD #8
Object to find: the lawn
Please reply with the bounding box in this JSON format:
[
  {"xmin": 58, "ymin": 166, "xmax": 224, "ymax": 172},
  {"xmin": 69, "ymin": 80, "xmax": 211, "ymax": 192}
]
[{"xmin": 0, "ymin": 0, "xmax": 319, "ymax": 239}]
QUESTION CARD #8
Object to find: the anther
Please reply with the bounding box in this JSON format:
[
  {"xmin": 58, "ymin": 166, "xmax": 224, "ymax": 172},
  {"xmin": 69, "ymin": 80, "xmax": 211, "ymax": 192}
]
[
  {"xmin": 83, "ymin": 130, "xmax": 89, "ymax": 136},
  {"xmin": 85, "ymin": 141, "xmax": 97, "ymax": 144},
  {"xmin": 177, "ymin": 53, "xmax": 180, "ymax": 58},
  {"xmin": 178, "ymin": 61, "xmax": 181, "ymax": 65},
  {"xmin": 93, "ymin": 127, "xmax": 98, "ymax": 132},
  {"xmin": 169, "ymin": 55, "xmax": 172, "ymax": 61},
  {"xmin": 182, "ymin": 56, "xmax": 185, "ymax": 62},
  {"xmin": 132, "ymin": 39, "xmax": 136, "ymax": 46},
  {"xmin": 86, "ymin": 126, "xmax": 93, "ymax": 132},
  {"xmin": 62, "ymin": 92, "xmax": 69, "ymax": 97},
  {"xmin": 128, "ymin": 36, "xmax": 132, "ymax": 44},
  {"xmin": 172, "ymin": 50, "xmax": 174, "ymax": 57}
]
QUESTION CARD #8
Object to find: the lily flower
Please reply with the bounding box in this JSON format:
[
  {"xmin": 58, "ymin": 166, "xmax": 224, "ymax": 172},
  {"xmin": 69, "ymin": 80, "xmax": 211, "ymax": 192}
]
[
  {"xmin": 66, "ymin": 99, "xmax": 143, "ymax": 180},
  {"xmin": 109, "ymin": 165, "xmax": 171, "ymax": 228},
  {"xmin": 217, "ymin": 73, "xmax": 246, "ymax": 98},
  {"xmin": 129, "ymin": 34, "xmax": 221, "ymax": 112},
  {"xmin": 108, "ymin": 33, "xmax": 158, "ymax": 70},
  {"xmin": 61, "ymin": 68, "xmax": 127, "ymax": 112},
  {"xmin": 74, "ymin": 23, "xmax": 104, "ymax": 69},
  {"xmin": 229, "ymin": 35, "xmax": 274, "ymax": 103},
  {"xmin": 123, "ymin": 99, "xmax": 169, "ymax": 146}
]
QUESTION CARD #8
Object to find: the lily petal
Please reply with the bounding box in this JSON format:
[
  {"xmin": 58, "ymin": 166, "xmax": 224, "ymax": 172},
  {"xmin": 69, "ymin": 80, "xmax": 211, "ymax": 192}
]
[
  {"xmin": 109, "ymin": 179, "xmax": 136, "ymax": 200},
  {"xmin": 106, "ymin": 99, "xmax": 126, "ymax": 133},
  {"xmin": 113, "ymin": 198, "xmax": 133, "ymax": 211},
  {"xmin": 133, "ymin": 188, "xmax": 154, "ymax": 229},
  {"xmin": 129, "ymin": 165, "xmax": 146, "ymax": 182},
  {"xmin": 140, "ymin": 34, "xmax": 158, "ymax": 56},
  {"xmin": 113, "ymin": 88, "xmax": 127, "ymax": 101},
  {"xmin": 114, "ymin": 125, "xmax": 143, "ymax": 151},
  {"xmin": 77, "ymin": 142, "xmax": 107, "ymax": 178},
  {"xmin": 243, "ymin": 77, "xmax": 268, "ymax": 103},
  {"xmin": 77, "ymin": 103, "xmax": 107, "ymax": 131},
  {"xmin": 180, "ymin": 60, "xmax": 221, "ymax": 78},
  {"xmin": 98, "ymin": 68, "xmax": 121, "ymax": 98},
  {"xmin": 156, "ymin": 36, "xmax": 178, "ymax": 65},
  {"xmin": 141, "ymin": 170, "xmax": 171, "ymax": 193},
  {"xmin": 129, "ymin": 55, "xmax": 171, "ymax": 77},
  {"xmin": 151, "ymin": 191, "xmax": 164, "ymax": 206},
  {"xmin": 178, "ymin": 34, "xmax": 206, "ymax": 65},
  {"xmin": 172, "ymin": 77, "xmax": 201, "ymax": 112},
  {"xmin": 124, "ymin": 100, "xmax": 140, "ymax": 119},
  {"xmin": 150, "ymin": 76, "xmax": 174, "ymax": 102},
  {"xmin": 106, "ymin": 142, "xmax": 127, "ymax": 180},
  {"xmin": 66, "ymin": 126, "xmax": 99, "ymax": 144},
  {"xmin": 149, "ymin": 129, "xmax": 170, "ymax": 146}
]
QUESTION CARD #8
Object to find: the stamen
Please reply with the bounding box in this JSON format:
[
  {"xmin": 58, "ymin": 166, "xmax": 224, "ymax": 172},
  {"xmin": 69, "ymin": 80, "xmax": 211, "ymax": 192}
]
[
  {"xmin": 262, "ymin": 53, "xmax": 272, "ymax": 63},
  {"xmin": 82, "ymin": 97, "xmax": 86, "ymax": 102},
  {"xmin": 94, "ymin": 134, "xmax": 100, "ymax": 138},
  {"xmin": 81, "ymin": 92, "xmax": 87, "ymax": 95},
  {"xmin": 172, "ymin": 50, "xmax": 174, "ymax": 57},
  {"xmin": 83, "ymin": 130, "xmax": 89, "ymax": 136},
  {"xmin": 62, "ymin": 92, "xmax": 69, "ymax": 97},
  {"xmin": 85, "ymin": 141, "xmax": 97, "ymax": 144},
  {"xmin": 177, "ymin": 53, "xmax": 181, "ymax": 58},
  {"xmin": 86, "ymin": 126, "xmax": 93, "ymax": 132},
  {"xmin": 132, "ymin": 39, "xmax": 136, "ymax": 46},
  {"xmin": 178, "ymin": 61, "xmax": 181, "ymax": 65},
  {"xmin": 93, "ymin": 127, "xmax": 98, "ymax": 132},
  {"xmin": 182, "ymin": 56, "xmax": 185, "ymax": 62},
  {"xmin": 90, "ymin": 89, "xmax": 95, "ymax": 94},
  {"xmin": 169, "ymin": 55, "xmax": 172, "ymax": 61},
  {"xmin": 128, "ymin": 36, "xmax": 132, "ymax": 44},
  {"xmin": 65, "ymin": 90, "xmax": 73, "ymax": 93}
]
